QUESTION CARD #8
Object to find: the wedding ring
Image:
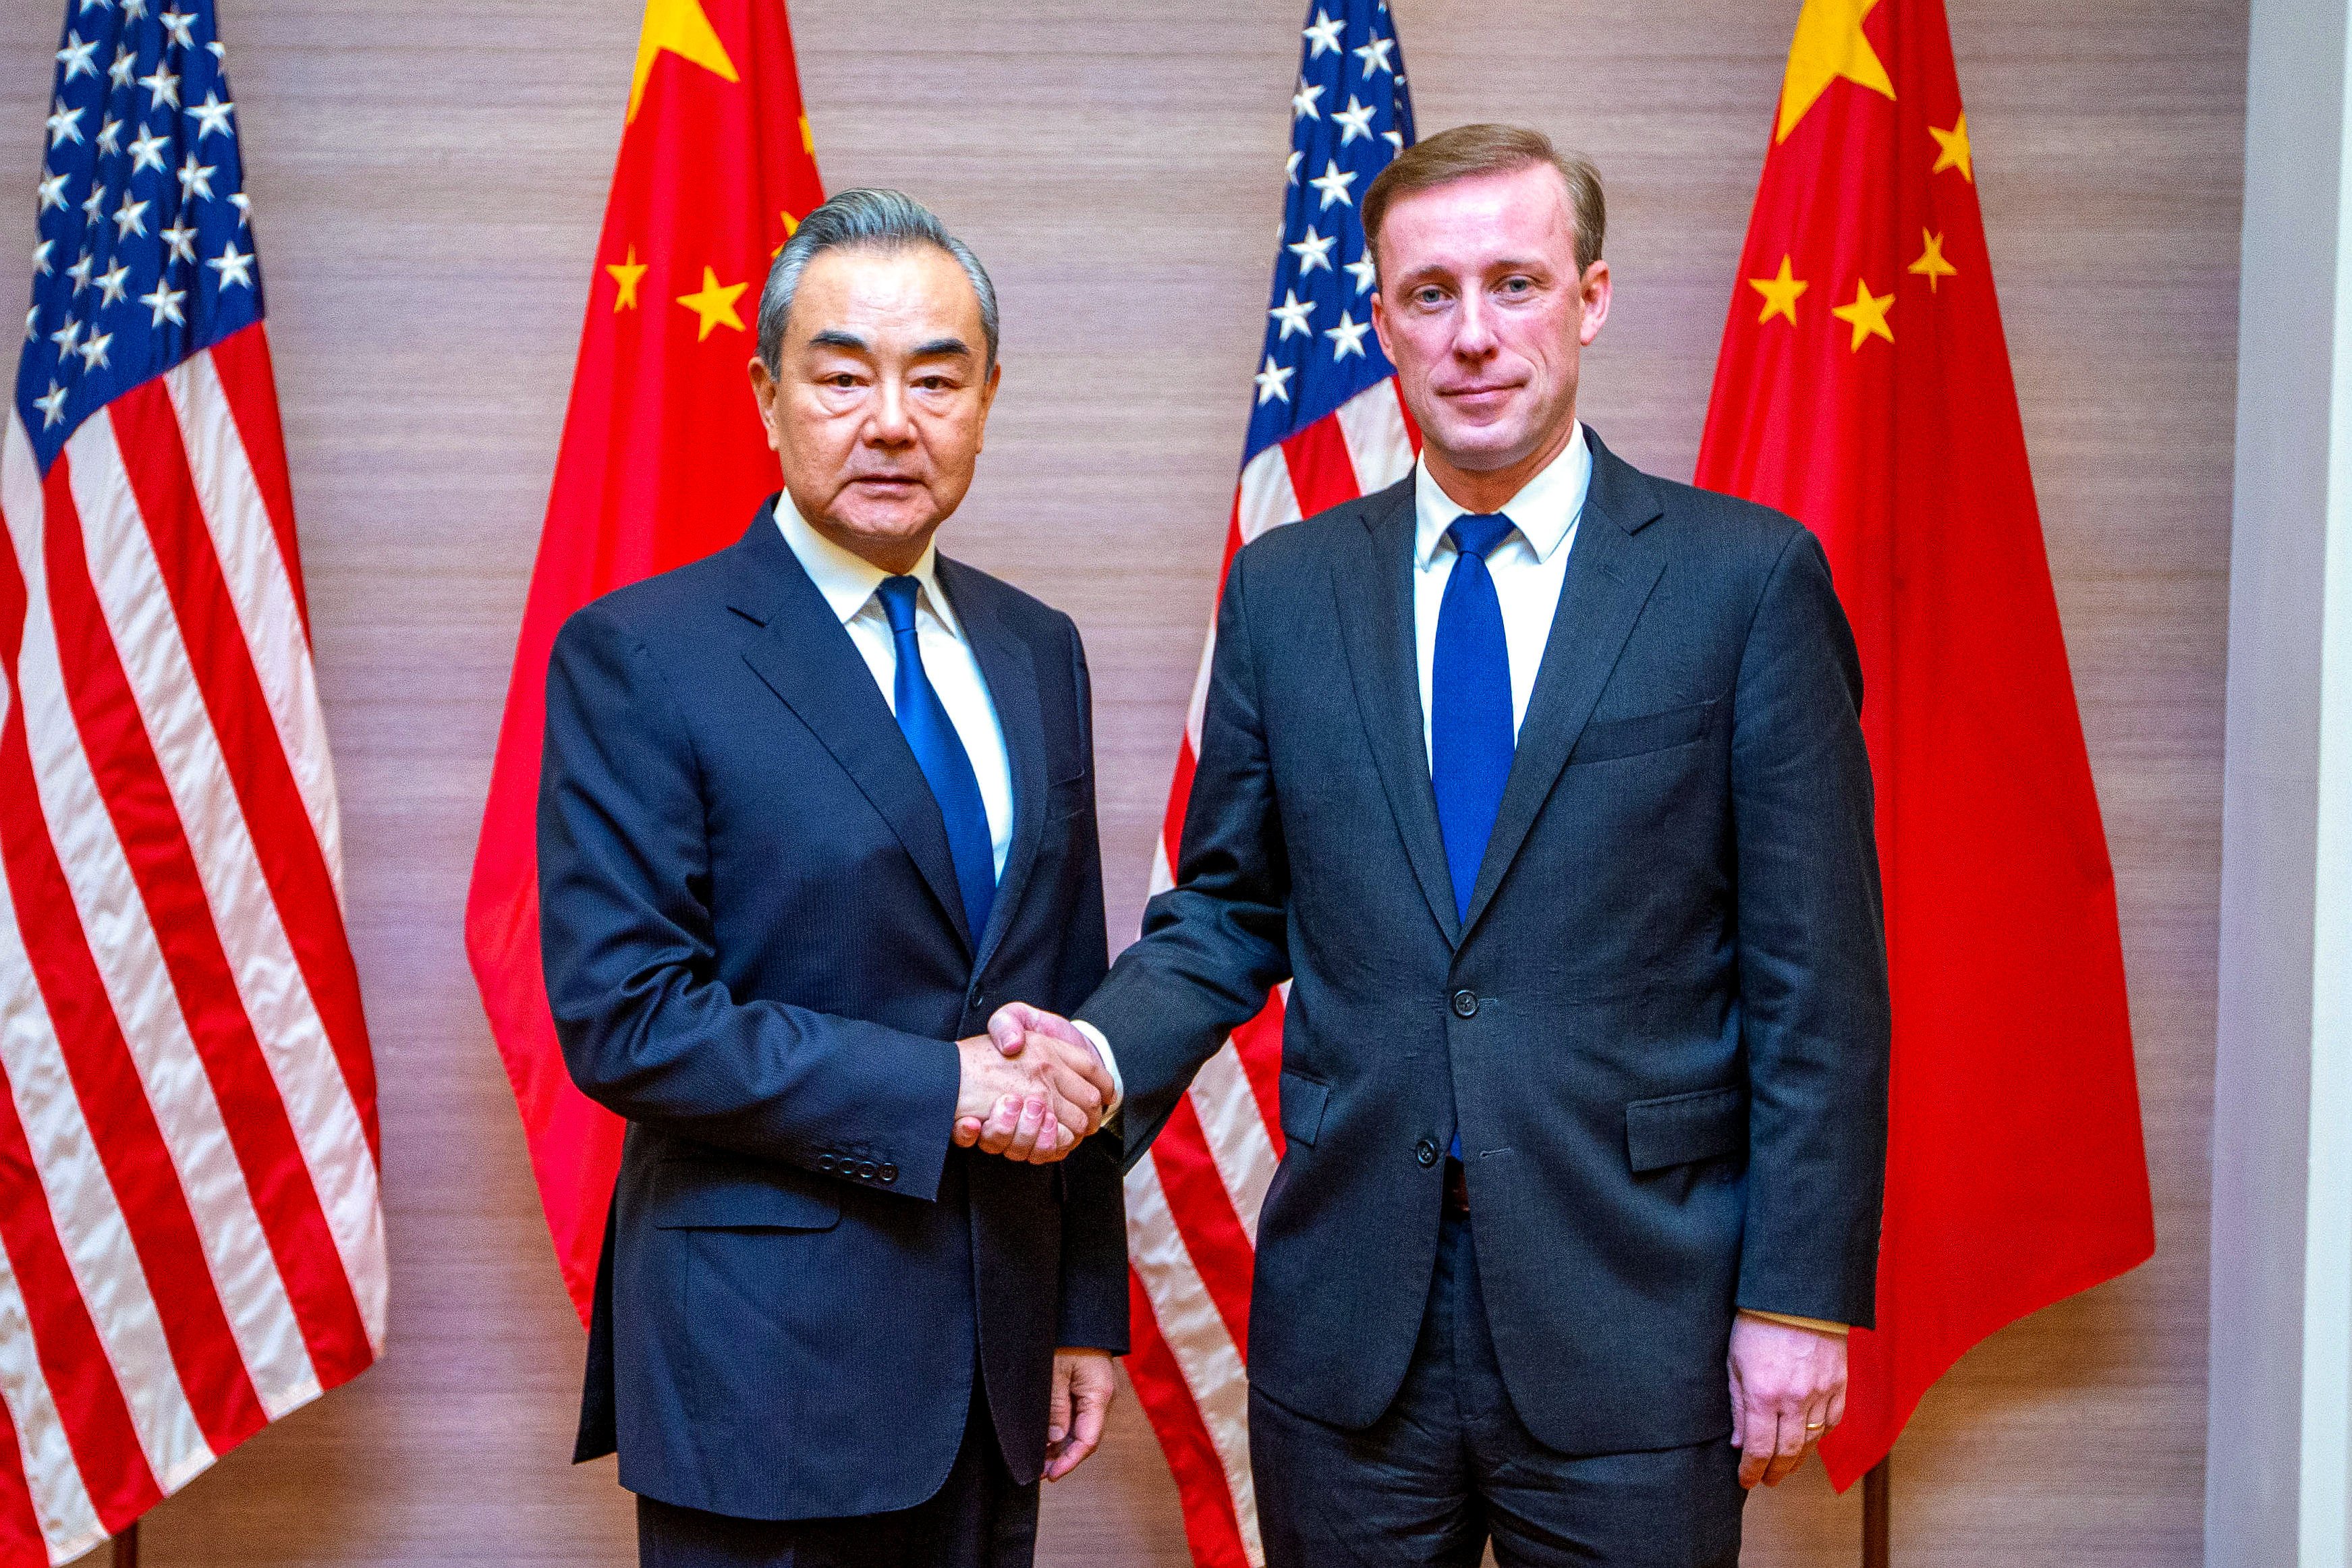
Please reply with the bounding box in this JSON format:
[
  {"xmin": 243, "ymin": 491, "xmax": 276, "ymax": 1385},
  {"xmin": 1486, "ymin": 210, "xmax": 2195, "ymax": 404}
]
[{"xmin": 1804, "ymin": 1421, "xmax": 1826, "ymax": 1432}]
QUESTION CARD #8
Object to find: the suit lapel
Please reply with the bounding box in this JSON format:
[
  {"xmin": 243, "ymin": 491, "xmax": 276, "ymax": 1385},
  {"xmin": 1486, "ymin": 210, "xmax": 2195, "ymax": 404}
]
[
  {"xmin": 1332, "ymin": 477, "xmax": 1461, "ymax": 948},
  {"xmin": 937, "ymin": 557, "xmax": 1045, "ymax": 975},
  {"xmin": 1459, "ymin": 430, "xmax": 1669, "ymax": 935},
  {"xmin": 727, "ymin": 505, "xmax": 976, "ymax": 953}
]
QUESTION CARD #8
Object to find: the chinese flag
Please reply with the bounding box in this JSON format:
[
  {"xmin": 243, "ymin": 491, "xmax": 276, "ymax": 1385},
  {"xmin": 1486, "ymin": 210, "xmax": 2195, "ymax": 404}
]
[
  {"xmin": 1694, "ymin": 0, "xmax": 2155, "ymax": 1486},
  {"xmin": 466, "ymin": 0, "xmax": 823, "ymax": 1319}
]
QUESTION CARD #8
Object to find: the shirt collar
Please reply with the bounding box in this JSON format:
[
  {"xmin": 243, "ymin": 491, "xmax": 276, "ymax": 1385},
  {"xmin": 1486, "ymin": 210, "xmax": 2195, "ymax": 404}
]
[
  {"xmin": 1412, "ymin": 420, "xmax": 1592, "ymax": 568},
  {"xmin": 775, "ymin": 495, "xmax": 960, "ymax": 637}
]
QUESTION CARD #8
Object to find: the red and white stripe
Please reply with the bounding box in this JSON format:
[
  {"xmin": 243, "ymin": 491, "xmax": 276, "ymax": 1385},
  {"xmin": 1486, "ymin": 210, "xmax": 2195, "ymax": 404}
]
[
  {"xmin": 1126, "ymin": 377, "xmax": 1416, "ymax": 1568},
  {"xmin": 0, "ymin": 322, "xmax": 383, "ymax": 1567}
]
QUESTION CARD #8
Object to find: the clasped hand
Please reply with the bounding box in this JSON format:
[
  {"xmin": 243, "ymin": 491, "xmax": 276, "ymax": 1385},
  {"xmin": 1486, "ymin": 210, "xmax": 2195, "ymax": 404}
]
[{"xmin": 952, "ymin": 1003, "xmax": 1109, "ymax": 1165}]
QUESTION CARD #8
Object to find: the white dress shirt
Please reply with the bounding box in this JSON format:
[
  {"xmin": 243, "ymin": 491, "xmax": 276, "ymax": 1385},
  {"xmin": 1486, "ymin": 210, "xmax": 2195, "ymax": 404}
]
[
  {"xmin": 1412, "ymin": 422, "xmax": 1592, "ymax": 768},
  {"xmin": 777, "ymin": 501, "xmax": 1013, "ymax": 881},
  {"xmin": 779, "ymin": 502, "xmax": 1125, "ymax": 1109}
]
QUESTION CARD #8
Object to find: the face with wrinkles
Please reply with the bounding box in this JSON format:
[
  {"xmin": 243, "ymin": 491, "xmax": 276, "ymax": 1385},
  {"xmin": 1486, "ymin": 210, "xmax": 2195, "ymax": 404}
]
[{"xmin": 749, "ymin": 244, "xmax": 1001, "ymax": 576}]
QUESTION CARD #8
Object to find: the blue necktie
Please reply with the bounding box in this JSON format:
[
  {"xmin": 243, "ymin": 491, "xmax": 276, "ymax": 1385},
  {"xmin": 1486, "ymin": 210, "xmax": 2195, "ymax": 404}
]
[
  {"xmin": 1432, "ymin": 515, "xmax": 1516, "ymax": 1163},
  {"xmin": 1432, "ymin": 513, "xmax": 1518, "ymax": 921},
  {"xmin": 876, "ymin": 576, "xmax": 996, "ymax": 945}
]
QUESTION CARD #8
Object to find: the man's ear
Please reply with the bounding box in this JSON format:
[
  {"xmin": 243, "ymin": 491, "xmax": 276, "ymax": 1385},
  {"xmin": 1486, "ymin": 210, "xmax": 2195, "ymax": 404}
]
[
  {"xmin": 747, "ymin": 356, "xmax": 783, "ymax": 453},
  {"xmin": 1577, "ymin": 260, "xmax": 1613, "ymax": 346},
  {"xmin": 1370, "ymin": 287, "xmax": 1394, "ymax": 364}
]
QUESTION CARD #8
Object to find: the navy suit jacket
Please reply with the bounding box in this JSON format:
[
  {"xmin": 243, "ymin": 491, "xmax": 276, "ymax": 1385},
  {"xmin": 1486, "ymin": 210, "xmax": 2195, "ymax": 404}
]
[
  {"xmin": 539, "ymin": 501, "xmax": 1127, "ymax": 1522},
  {"xmin": 1084, "ymin": 430, "xmax": 1890, "ymax": 1455}
]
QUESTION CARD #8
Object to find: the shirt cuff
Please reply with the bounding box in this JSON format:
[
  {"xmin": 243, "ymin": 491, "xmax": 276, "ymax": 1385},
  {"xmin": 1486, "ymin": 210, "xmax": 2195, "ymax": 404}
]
[
  {"xmin": 1739, "ymin": 1308, "xmax": 1850, "ymax": 1336},
  {"xmin": 1071, "ymin": 1020, "xmax": 1123, "ymax": 1116}
]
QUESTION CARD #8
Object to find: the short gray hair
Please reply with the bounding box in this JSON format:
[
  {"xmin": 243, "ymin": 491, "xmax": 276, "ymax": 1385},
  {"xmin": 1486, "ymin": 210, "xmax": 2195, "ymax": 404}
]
[{"xmin": 756, "ymin": 188, "xmax": 1000, "ymax": 373}]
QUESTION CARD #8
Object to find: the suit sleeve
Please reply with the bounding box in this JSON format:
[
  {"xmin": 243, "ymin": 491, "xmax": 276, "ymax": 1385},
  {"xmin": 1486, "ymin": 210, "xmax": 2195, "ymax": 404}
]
[
  {"xmin": 538, "ymin": 602, "xmax": 963, "ymax": 1202},
  {"xmin": 1080, "ymin": 544, "xmax": 1294, "ymax": 1167},
  {"xmin": 1729, "ymin": 528, "xmax": 1892, "ymax": 1327},
  {"xmin": 1057, "ymin": 618, "xmax": 1130, "ymax": 1351}
]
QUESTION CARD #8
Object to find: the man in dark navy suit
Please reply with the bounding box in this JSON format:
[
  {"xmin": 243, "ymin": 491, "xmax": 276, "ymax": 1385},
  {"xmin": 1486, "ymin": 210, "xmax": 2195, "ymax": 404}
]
[
  {"xmin": 538, "ymin": 189, "xmax": 1127, "ymax": 1568},
  {"xmin": 995, "ymin": 125, "xmax": 1892, "ymax": 1566}
]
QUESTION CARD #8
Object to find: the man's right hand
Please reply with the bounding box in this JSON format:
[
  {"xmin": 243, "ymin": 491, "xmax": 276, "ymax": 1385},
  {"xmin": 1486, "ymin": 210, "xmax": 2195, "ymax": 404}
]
[{"xmin": 952, "ymin": 1007, "xmax": 1112, "ymax": 1165}]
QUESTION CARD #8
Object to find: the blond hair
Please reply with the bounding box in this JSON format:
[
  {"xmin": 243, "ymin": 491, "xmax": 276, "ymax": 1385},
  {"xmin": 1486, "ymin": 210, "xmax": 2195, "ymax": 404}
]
[{"xmin": 1361, "ymin": 123, "xmax": 1606, "ymax": 279}]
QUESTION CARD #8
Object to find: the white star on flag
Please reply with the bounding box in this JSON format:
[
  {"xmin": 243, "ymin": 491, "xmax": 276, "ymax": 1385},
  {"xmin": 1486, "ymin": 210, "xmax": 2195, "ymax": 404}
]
[
  {"xmin": 46, "ymin": 103, "xmax": 84, "ymax": 147},
  {"xmin": 57, "ymin": 30, "xmax": 100, "ymax": 80},
  {"xmin": 1345, "ymin": 250, "xmax": 1377, "ymax": 296},
  {"xmin": 1268, "ymin": 289, "xmax": 1315, "ymax": 341},
  {"xmin": 1288, "ymin": 223, "xmax": 1336, "ymax": 274},
  {"xmin": 1286, "ymin": 149, "xmax": 1302, "ymax": 186},
  {"xmin": 207, "ymin": 238, "xmax": 255, "ymax": 289},
  {"xmin": 140, "ymin": 62, "xmax": 179, "ymax": 109},
  {"xmin": 1301, "ymin": 8, "xmax": 1344, "ymax": 57},
  {"xmin": 123, "ymin": 0, "xmax": 148, "ymax": 18},
  {"xmin": 37, "ymin": 171, "xmax": 69, "ymax": 211},
  {"xmin": 1383, "ymin": 129, "xmax": 1404, "ymax": 155},
  {"xmin": 229, "ymin": 191, "xmax": 252, "ymax": 226},
  {"xmin": 1324, "ymin": 310, "xmax": 1371, "ymax": 360},
  {"xmin": 1333, "ymin": 95, "xmax": 1376, "ymax": 146},
  {"xmin": 188, "ymin": 89, "xmax": 235, "ymax": 139},
  {"xmin": 32, "ymin": 240, "xmax": 52, "ymax": 277},
  {"xmin": 80, "ymin": 182, "xmax": 105, "ymax": 223},
  {"xmin": 1291, "ymin": 78, "xmax": 1323, "ymax": 121},
  {"xmin": 1309, "ymin": 159, "xmax": 1357, "ymax": 211},
  {"xmin": 50, "ymin": 314, "xmax": 80, "ymax": 356},
  {"xmin": 1354, "ymin": 34, "xmax": 1395, "ymax": 76},
  {"xmin": 1253, "ymin": 354, "xmax": 1295, "ymax": 405},
  {"xmin": 108, "ymin": 43, "xmax": 134, "ymax": 86},
  {"xmin": 128, "ymin": 125, "xmax": 170, "ymax": 173},
  {"xmin": 159, "ymin": 4, "xmax": 196, "ymax": 45},
  {"xmin": 177, "ymin": 152, "xmax": 216, "ymax": 200},
  {"xmin": 113, "ymin": 191, "xmax": 150, "ymax": 240},
  {"xmin": 34, "ymin": 380, "xmax": 67, "ymax": 427},
  {"xmin": 76, "ymin": 329, "xmax": 111, "ymax": 370},
  {"xmin": 96, "ymin": 115, "xmax": 120, "ymax": 154},
  {"xmin": 96, "ymin": 262, "xmax": 130, "ymax": 305},
  {"xmin": 65, "ymin": 252, "xmax": 93, "ymax": 291},
  {"xmin": 163, "ymin": 217, "xmax": 198, "ymax": 261},
  {"xmin": 139, "ymin": 277, "xmax": 188, "ymax": 326}
]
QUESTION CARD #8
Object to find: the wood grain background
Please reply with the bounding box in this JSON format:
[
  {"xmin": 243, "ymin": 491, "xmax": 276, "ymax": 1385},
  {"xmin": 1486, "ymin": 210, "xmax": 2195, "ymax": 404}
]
[{"xmin": 0, "ymin": 0, "xmax": 2243, "ymax": 1561}]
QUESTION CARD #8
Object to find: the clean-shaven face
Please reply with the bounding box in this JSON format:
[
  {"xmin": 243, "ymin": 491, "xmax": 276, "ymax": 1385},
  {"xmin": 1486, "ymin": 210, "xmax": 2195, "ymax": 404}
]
[
  {"xmin": 748, "ymin": 244, "xmax": 1001, "ymax": 573},
  {"xmin": 1370, "ymin": 163, "xmax": 1610, "ymax": 481}
]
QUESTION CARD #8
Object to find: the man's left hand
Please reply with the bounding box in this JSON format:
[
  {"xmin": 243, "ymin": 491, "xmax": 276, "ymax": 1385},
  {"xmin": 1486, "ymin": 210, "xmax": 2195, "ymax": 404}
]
[
  {"xmin": 1727, "ymin": 1312, "xmax": 1846, "ymax": 1488},
  {"xmin": 1044, "ymin": 1348, "xmax": 1115, "ymax": 1481}
]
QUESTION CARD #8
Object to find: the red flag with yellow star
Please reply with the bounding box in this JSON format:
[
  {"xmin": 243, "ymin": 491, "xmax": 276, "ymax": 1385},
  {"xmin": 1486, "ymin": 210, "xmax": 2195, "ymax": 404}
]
[
  {"xmin": 1695, "ymin": 0, "xmax": 2154, "ymax": 1487},
  {"xmin": 466, "ymin": 0, "xmax": 822, "ymax": 1320}
]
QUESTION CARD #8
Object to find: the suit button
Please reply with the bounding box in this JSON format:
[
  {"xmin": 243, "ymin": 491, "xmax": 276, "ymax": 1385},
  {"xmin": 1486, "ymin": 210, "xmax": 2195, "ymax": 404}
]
[
  {"xmin": 1415, "ymin": 1138, "xmax": 1438, "ymax": 1168},
  {"xmin": 970, "ymin": 986, "xmax": 986, "ymax": 1011},
  {"xmin": 1451, "ymin": 990, "xmax": 1479, "ymax": 1019},
  {"xmin": 816, "ymin": 1154, "xmax": 835, "ymax": 1173},
  {"xmin": 879, "ymin": 1164, "xmax": 897, "ymax": 1185},
  {"xmin": 857, "ymin": 1160, "xmax": 877, "ymax": 1181}
]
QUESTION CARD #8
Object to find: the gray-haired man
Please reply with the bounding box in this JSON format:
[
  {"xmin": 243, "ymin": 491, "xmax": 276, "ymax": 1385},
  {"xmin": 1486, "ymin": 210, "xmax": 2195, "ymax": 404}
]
[{"xmin": 539, "ymin": 188, "xmax": 1127, "ymax": 1568}]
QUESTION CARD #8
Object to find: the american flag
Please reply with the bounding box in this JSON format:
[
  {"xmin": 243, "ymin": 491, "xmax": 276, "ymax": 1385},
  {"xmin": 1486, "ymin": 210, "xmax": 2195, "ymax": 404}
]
[
  {"xmin": 1123, "ymin": 6, "xmax": 1413, "ymax": 1565},
  {"xmin": 0, "ymin": 0, "xmax": 385, "ymax": 1561}
]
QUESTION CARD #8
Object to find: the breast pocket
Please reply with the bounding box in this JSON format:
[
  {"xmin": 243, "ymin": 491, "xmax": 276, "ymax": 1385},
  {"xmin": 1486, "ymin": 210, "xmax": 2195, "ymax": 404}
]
[{"xmin": 1569, "ymin": 699, "xmax": 1717, "ymax": 767}]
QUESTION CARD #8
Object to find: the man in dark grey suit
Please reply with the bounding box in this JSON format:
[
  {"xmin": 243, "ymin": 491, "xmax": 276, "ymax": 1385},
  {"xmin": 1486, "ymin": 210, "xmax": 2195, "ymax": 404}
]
[{"xmin": 991, "ymin": 125, "xmax": 1891, "ymax": 1566}]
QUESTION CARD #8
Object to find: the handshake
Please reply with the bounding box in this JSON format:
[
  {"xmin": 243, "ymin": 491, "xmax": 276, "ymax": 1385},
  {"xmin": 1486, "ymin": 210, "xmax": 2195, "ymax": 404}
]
[{"xmin": 951, "ymin": 1002, "xmax": 1111, "ymax": 1165}]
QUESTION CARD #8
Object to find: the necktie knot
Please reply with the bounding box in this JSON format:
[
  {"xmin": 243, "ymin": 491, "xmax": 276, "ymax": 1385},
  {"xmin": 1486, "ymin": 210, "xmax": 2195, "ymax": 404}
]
[
  {"xmin": 876, "ymin": 574, "xmax": 922, "ymax": 637},
  {"xmin": 1448, "ymin": 513, "xmax": 1517, "ymax": 562}
]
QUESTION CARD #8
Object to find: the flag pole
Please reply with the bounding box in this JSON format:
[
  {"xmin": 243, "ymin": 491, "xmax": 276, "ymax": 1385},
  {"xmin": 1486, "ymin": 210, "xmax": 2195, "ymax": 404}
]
[
  {"xmin": 111, "ymin": 1521, "xmax": 138, "ymax": 1567},
  {"xmin": 1861, "ymin": 1454, "xmax": 1890, "ymax": 1567}
]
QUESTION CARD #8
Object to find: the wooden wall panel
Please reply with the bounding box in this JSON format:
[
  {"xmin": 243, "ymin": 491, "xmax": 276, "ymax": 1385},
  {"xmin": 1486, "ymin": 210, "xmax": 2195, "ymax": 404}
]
[{"xmin": 0, "ymin": 0, "xmax": 2239, "ymax": 1561}]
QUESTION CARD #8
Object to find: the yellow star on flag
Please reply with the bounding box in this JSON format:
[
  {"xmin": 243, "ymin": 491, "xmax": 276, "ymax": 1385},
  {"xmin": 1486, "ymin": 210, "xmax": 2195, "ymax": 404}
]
[
  {"xmin": 607, "ymin": 244, "xmax": 649, "ymax": 311},
  {"xmin": 1775, "ymin": 0, "xmax": 1896, "ymax": 143},
  {"xmin": 773, "ymin": 208, "xmax": 801, "ymax": 258},
  {"xmin": 1830, "ymin": 277, "xmax": 1895, "ymax": 350},
  {"xmin": 1749, "ymin": 255, "xmax": 1809, "ymax": 326},
  {"xmin": 1907, "ymin": 229, "xmax": 1957, "ymax": 291},
  {"xmin": 628, "ymin": 0, "xmax": 739, "ymax": 125},
  {"xmin": 675, "ymin": 266, "xmax": 748, "ymax": 340},
  {"xmin": 1929, "ymin": 113, "xmax": 1973, "ymax": 181}
]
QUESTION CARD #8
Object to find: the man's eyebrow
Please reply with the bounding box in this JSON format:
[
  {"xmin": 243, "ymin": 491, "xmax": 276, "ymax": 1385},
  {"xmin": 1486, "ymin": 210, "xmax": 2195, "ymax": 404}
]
[
  {"xmin": 808, "ymin": 329, "xmax": 870, "ymax": 353},
  {"xmin": 911, "ymin": 335, "xmax": 974, "ymax": 360}
]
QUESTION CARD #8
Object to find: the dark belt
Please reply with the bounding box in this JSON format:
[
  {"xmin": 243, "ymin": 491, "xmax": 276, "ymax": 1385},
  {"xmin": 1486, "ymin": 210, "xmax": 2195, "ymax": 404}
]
[{"xmin": 1442, "ymin": 1156, "xmax": 1471, "ymax": 1214}]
